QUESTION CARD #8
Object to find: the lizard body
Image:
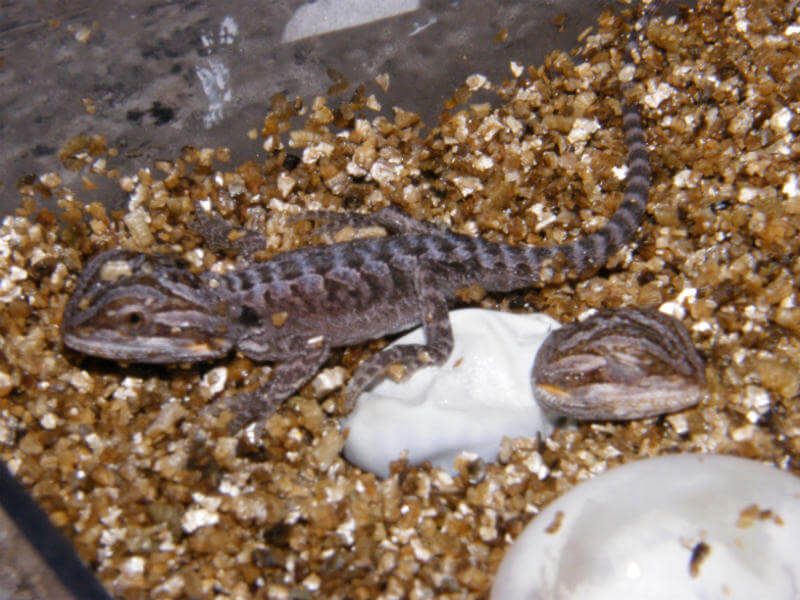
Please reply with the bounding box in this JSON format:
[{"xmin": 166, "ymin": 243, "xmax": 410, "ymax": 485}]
[{"xmin": 62, "ymin": 9, "xmax": 655, "ymax": 430}]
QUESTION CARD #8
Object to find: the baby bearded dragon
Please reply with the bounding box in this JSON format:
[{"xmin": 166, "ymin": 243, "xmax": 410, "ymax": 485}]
[
  {"xmin": 532, "ymin": 308, "xmax": 707, "ymax": 420},
  {"xmin": 61, "ymin": 11, "xmax": 654, "ymax": 431}
]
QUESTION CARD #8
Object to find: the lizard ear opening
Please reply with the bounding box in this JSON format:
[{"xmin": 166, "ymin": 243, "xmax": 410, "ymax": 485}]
[{"xmin": 239, "ymin": 305, "xmax": 260, "ymax": 326}]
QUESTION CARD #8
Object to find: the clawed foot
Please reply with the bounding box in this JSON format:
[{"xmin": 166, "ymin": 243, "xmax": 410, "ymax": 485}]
[{"xmin": 201, "ymin": 390, "xmax": 282, "ymax": 435}]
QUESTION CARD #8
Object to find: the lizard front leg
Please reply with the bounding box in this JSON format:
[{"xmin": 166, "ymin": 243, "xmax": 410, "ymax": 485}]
[
  {"xmin": 344, "ymin": 267, "xmax": 454, "ymax": 409},
  {"xmin": 205, "ymin": 333, "xmax": 331, "ymax": 432}
]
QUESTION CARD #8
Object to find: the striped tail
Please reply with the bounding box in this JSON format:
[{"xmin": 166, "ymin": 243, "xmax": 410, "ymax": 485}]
[{"xmin": 534, "ymin": 2, "xmax": 656, "ymax": 276}]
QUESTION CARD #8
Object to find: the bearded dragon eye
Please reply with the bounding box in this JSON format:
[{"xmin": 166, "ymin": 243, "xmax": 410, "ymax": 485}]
[{"xmin": 126, "ymin": 311, "xmax": 145, "ymax": 326}]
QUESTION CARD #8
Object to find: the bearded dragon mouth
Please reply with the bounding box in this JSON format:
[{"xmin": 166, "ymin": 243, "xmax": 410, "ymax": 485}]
[{"xmin": 62, "ymin": 329, "xmax": 230, "ymax": 364}]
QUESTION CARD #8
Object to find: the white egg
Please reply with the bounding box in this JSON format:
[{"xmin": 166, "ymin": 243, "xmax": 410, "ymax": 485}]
[
  {"xmin": 343, "ymin": 308, "xmax": 560, "ymax": 478},
  {"xmin": 491, "ymin": 454, "xmax": 800, "ymax": 600}
]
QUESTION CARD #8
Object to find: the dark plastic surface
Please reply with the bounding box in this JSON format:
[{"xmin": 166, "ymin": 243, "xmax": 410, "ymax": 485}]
[
  {"xmin": 0, "ymin": 459, "xmax": 111, "ymax": 599},
  {"xmin": 1, "ymin": 0, "xmax": 621, "ymax": 215}
]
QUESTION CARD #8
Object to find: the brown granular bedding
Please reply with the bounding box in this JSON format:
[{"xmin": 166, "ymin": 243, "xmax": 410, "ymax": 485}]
[{"xmin": 1, "ymin": 1, "xmax": 799, "ymax": 597}]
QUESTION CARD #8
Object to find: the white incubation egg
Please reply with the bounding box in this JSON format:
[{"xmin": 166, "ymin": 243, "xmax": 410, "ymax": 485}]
[
  {"xmin": 343, "ymin": 309, "xmax": 560, "ymax": 478},
  {"xmin": 491, "ymin": 454, "xmax": 800, "ymax": 600}
]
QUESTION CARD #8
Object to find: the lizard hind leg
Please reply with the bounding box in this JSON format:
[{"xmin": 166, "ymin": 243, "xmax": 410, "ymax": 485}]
[
  {"xmin": 344, "ymin": 267, "xmax": 454, "ymax": 410},
  {"xmin": 190, "ymin": 209, "xmax": 267, "ymax": 260},
  {"xmin": 292, "ymin": 206, "xmax": 443, "ymax": 239}
]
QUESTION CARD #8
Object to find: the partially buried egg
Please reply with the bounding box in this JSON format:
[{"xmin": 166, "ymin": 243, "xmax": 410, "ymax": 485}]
[
  {"xmin": 343, "ymin": 308, "xmax": 561, "ymax": 478},
  {"xmin": 491, "ymin": 454, "xmax": 800, "ymax": 600}
]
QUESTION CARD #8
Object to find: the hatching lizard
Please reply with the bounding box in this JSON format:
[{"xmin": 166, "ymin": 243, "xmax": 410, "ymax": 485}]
[{"xmin": 62, "ymin": 7, "xmax": 657, "ymax": 431}]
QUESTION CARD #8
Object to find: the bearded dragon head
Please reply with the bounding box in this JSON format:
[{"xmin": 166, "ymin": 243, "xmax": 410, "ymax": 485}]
[{"xmin": 62, "ymin": 249, "xmax": 236, "ymax": 364}]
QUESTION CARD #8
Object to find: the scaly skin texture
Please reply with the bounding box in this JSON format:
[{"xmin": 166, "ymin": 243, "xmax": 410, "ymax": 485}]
[
  {"xmin": 532, "ymin": 308, "xmax": 707, "ymax": 420},
  {"xmin": 62, "ymin": 9, "xmax": 657, "ymax": 431}
]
